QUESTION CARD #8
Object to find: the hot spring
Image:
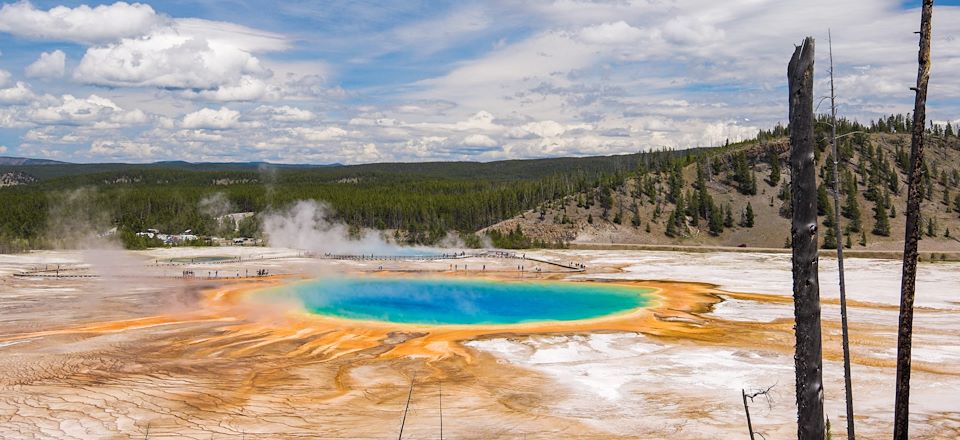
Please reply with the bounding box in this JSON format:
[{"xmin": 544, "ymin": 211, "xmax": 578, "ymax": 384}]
[{"xmin": 264, "ymin": 277, "xmax": 652, "ymax": 325}]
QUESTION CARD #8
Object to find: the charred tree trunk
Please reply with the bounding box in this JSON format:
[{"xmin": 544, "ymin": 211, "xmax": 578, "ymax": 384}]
[
  {"xmin": 895, "ymin": 2, "xmax": 934, "ymax": 439},
  {"xmin": 788, "ymin": 36, "xmax": 825, "ymax": 440},
  {"xmin": 828, "ymin": 30, "xmax": 856, "ymax": 440}
]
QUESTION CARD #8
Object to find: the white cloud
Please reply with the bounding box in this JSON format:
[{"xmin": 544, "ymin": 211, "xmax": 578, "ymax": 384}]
[
  {"xmin": 4, "ymin": 0, "xmax": 960, "ymax": 164},
  {"xmin": 0, "ymin": 81, "xmax": 37, "ymax": 104},
  {"xmin": 173, "ymin": 18, "xmax": 289, "ymax": 53},
  {"xmin": 74, "ymin": 28, "xmax": 270, "ymax": 90},
  {"xmin": 578, "ymin": 21, "xmax": 644, "ymax": 45},
  {"xmin": 89, "ymin": 139, "xmax": 162, "ymax": 158},
  {"xmin": 0, "ymin": 1, "xmax": 164, "ymax": 44},
  {"xmin": 186, "ymin": 76, "xmax": 271, "ymax": 102},
  {"xmin": 463, "ymin": 134, "xmax": 497, "ymax": 147},
  {"xmin": 660, "ymin": 16, "xmax": 725, "ymax": 46},
  {"xmin": 291, "ymin": 126, "xmax": 347, "ymax": 142},
  {"xmin": 0, "ymin": 3, "xmax": 295, "ymax": 101},
  {"xmin": 255, "ymin": 105, "xmax": 316, "ymax": 122},
  {"xmin": 25, "ymin": 50, "xmax": 66, "ymax": 78},
  {"xmin": 181, "ymin": 107, "xmax": 241, "ymax": 129},
  {"xmin": 27, "ymin": 94, "xmax": 146, "ymax": 128},
  {"xmin": 521, "ymin": 120, "xmax": 591, "ymax": 138},
  {"xmin": 0, "ymin": 145, "xmax": 7, "ymax": 154}
]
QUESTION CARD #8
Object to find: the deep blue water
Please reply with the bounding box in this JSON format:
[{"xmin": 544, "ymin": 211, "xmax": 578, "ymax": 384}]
[{"xmin": 272, "ymin": 277, "xmax": 651, "ymax": 325}]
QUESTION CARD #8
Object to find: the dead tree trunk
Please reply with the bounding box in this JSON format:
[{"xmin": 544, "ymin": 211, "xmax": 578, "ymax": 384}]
[
  {"xmin": 828, "ymin": 30, "xmax": 856, "ymax": 440},
  {"xmin": 895, "ymin": 2, "xmax": 934, "ymax": 439},
  {"xmin": 742, "ymin": 389, "xmax": 756, "ymax": 440},
  {"xmin": 788, "ymin": 36, "xmax": 825, "ymax": 440}
]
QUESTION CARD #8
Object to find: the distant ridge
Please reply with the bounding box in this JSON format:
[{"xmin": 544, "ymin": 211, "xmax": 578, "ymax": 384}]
[
  {"xmin": 0, "ymin": 156, "xmax": 69, "ymax": 166},
  {"xmin": 0, "ymin": 157, "xmax": 341, "ymax": 168},
  {"xmin": 0, "ymin": 152, "xmax": 654, "ymax": 182}
]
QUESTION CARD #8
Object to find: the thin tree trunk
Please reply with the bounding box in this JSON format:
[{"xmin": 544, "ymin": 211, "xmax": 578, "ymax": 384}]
[
  {"xmin": 788, "ymin": 36, "xmax": 825, "ymax": 440},
  {"xmin": 895, "ymin": 2, "xmax": 934, "ymax": 438},
  {"xmin": 742, "ymin": 389, "xmax": 756, "ymax": 440},
  {"xmin": 828, "ymin": 30, "xmax": 856, "ymax": 440}
]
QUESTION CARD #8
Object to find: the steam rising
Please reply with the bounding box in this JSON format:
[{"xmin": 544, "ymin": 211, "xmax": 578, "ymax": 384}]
[
  {"xmin": 261, "ymin": 200, "xmax": 435, "ymax": 254},
  {"xmin": 44, "ymin": 188, "xmax": 151, "ymax": 284},
  {"xmin": 45, "ymin": 188, "xmax": 115, "ymax": 249},
  {"xmin": 198, "ymin": 192, "xmax": 233, "ymax": 218}
]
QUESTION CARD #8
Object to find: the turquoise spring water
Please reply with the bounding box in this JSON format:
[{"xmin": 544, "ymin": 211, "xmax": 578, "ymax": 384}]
[{"xmin": 272, "ymin": 277, "xmax": 652, "ymax": 325}]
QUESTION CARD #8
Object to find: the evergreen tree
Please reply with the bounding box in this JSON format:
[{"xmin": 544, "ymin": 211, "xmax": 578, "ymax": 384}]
[
  {"xmin": 778, "ymin": 182, "xmax": 792, "ymax": 218},
  {"xmin": 687, "ymin": 189, "xmax": 700, "ymax": 227},
  {"xmin": 824, "ymin": 155, "xmax": 837, "ymax": 189},
  {"xmin": 844, "ymin": 232, "xmax": 852, "ymax": 249},
  {"xmin": 723, "ymin": 204, "xmax": 734, "ymax": 228},
  {"xmin": 768, "ymin": 149, "xmax": 781, "ymax": 186},
  {"xmin": 600, "ymin": 186, "xmax": 614, "ymax": 212},
  {"xmin": 817, "ymin": 185, "xmax": 831, "ymax": 216},
  {"xmin": 886, "ymin": 166, "xmax": 899, "ymax": 194},
  {"xmin": 645, "ymin": 222, "xmax": 651, "ymax": 233},
  {"xmin": 859, "ymin": 230, "xmax": 867, "ymax": 246},
  {"xmin": 665, "ymin": 210, "xmax": 678, "ymax": 237},
  {"xmin": 843, "ymin": 189, "xmax": 862, "ymax": 232},
  {"xmin": 587, "ymin": 213, "xmax": 594, "ymax": 224},
  {"xmin": 865, "ymin": 181, "xmax": 881, "ymax": 202},
  {"xmin": 822, "ymin": 225, "xmax": 838, "ymax": 249},
  {"xmin": 667, "ymin": 164, "xmax": 684, "ymax": 203},
  {"xmin": 743, "ymin": 202, "xmax": 755, "ymax": 228},
  {"xmin": 890, "ymin": 204, "xmax": 897, "ymax": 218},
  {"xmin": 631, "ymin": 203, "xmax": 641, "ymax": 227},
  {"xmin": 926, "ymin": 217, "xmax": 938, "ymax": 237},
  {"xmin": 733, "ymin": 152, "xmax": 757, "ymax": 195},
  {"xmin": 674, "ymin": 192, "xmax": 686, "ymax": 222},
  {"xmin": 708, "ymin": 205, "xmax": 724, "ymax": 236},
  {"xmin": 695, "ymin": 162, "xmax": 711, "ymax": 220},
  {"xmin": 873, "ymin": 199, "xmax": 891, "ymax": 236}
]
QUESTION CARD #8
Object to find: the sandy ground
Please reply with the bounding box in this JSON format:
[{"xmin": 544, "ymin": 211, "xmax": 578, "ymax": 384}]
[{"xmin": 0, "ymin": 247, "xmax": 957, "ymax": 439}]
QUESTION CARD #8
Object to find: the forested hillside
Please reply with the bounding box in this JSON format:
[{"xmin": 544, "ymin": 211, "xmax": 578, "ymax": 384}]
[
  {"xmin": 2, "ymin": 114, "xmax": 958, "ymax": 252},
  {"xmin": 487, "ymin": 114, "xmax": 960, "ymax": 251},
  {"xmin": 0, "ymin": 151, "xmax": 686, "ymax": 251}
]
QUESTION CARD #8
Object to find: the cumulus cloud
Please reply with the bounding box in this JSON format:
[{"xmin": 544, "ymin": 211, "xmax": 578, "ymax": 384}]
[
  {"xmin": 2, "ymin": 0, "xmax": 960, "ymax": 164},
  {"xmin": 291, "ymin": 126, "xmax": 347, "ymax": 142},
  {"xmin": 0, "ymin": 2, "xmax": 293, "ymax": 101},
  {"xmin": 0, "ymin": 81, "xmax": 37, "ymax": 105},
  {"xmin": 25, "ymin": 50, "xmax": 66, "ymax": 78},
  {"xmin": 186, "ymin": 76, "xmax": 271, "ymax": 102},
  {"xmin": 74, "ymin": 29, "xmax": 270, "ymax": 90},
  {"xmin": 89, "ymin": 139, "xmax": 162, "ymax": 158},
  {"xmin": 0, "ymin": 1, "xmax": 164, "ymax": 44},
  {"xmin": 520, "ymin": 120, "xmax": 591, "ymax": 138},
  {"xmin": 254, "ymin": 105, "xmax": 315, "ymax": 122},
  {"xmin": 463, "ymin": 134, "xmax": 497, "ymax": 147},
  {"xmin": 27, "ymin": 94, "xmax": 147, "ymax": 128},
  {"xmin": 181, "ymin": 107, "xmax": 241, "ymax": 129},
  {"xmin": 578, "ymin": 21, "xmax": 644, "ymax": 45}
]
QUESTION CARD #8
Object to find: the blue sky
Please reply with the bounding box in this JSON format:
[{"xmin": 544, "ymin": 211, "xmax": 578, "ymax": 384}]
[{"xmin": 0, "ymin": 0, "xmax": 959, "ymax": 163}]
